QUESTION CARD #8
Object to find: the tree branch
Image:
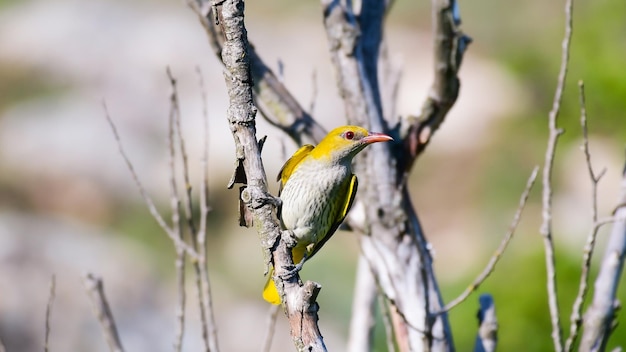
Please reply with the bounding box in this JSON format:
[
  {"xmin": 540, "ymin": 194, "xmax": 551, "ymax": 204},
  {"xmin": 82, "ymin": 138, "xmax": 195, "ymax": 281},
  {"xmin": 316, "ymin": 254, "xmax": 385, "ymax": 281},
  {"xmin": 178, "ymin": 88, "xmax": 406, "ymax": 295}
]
[
  {"xmin": 83, "ymin": 274, "xmax": 125, "ymax": 352},
  {"xmin": 165, "ymin": 67, "xmax": 187, "ymax": 352},
  {"xmin": 216, "ymin": 1, "xmax": 326, "ymax": 350},
  {"xmin": 580, "ymin": 165, "xmax": 626, "ymax": 351},
  {"xmin": 442, "ymin": 166, "xmax": 539, "ymax": 313},
  {"xmin": 188, "ymin": 0, "xmax": 327, "ymax": 145},
  {"xmin": 402, "ymin": 0, "xmax": 471, "ymax": 170},
  {"xmin": 195, "ymin": 66, "xmax": 220, "ymax": 352},
  {"xmin": 539, "ymin": 0, "xmax": 574, "ymax": 349},
  {"xmin": 564, "ymin": 81, "xmax": 606, "ymax": 351}
]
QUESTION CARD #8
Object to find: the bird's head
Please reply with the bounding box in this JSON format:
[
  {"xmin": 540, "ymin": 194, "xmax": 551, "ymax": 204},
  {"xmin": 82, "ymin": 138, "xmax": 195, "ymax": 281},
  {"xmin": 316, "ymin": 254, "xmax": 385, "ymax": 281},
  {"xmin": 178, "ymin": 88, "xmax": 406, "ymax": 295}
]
[{"xmin": 310, "ymin": 125, "xmax": 393, "ymax": 163}]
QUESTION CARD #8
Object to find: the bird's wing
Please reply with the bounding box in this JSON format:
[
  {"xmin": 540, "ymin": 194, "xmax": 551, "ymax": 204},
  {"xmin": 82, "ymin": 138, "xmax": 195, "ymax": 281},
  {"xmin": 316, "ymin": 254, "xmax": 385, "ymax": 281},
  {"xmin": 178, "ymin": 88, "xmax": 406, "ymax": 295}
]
[
  {"xmin": 307, "ymin": 174, "xmax": 358, "ymax": 259},
  {"xmin": 277, "ymin": 144, "xmax": 315, "ymax": 195}
]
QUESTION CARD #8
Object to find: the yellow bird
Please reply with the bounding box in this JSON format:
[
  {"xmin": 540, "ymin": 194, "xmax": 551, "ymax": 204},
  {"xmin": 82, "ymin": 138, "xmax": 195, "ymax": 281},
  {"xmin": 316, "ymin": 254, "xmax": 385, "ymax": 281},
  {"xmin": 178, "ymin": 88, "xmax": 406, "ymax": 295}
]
[{"xmin": 263, "ymin": 125, "xmax": 393, "ymax": 304}]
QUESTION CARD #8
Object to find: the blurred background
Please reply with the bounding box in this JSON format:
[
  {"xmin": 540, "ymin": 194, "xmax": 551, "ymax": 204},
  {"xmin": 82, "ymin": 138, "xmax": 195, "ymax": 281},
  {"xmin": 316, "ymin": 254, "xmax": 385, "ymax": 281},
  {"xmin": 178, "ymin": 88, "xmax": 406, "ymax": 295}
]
[{"xmin": 0, "ymin": 0, "xmax": 624, "ymax": 350}]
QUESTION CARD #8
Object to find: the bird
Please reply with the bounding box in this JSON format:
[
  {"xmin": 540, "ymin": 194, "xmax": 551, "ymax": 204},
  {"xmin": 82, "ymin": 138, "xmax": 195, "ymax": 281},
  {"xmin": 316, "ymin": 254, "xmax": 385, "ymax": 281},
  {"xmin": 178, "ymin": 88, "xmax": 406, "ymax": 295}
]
[{"xmin": 263, "ymin": 125, "xmax": 393, "ymax": 304}]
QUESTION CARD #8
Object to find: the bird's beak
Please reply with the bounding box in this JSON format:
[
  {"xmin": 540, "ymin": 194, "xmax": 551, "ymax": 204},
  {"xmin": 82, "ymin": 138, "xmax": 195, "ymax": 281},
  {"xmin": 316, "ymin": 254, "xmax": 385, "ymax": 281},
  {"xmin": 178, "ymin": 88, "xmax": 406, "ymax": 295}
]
[{"xmin": 362, "ymin": 132, "xmax": 394, "ymax": 144}]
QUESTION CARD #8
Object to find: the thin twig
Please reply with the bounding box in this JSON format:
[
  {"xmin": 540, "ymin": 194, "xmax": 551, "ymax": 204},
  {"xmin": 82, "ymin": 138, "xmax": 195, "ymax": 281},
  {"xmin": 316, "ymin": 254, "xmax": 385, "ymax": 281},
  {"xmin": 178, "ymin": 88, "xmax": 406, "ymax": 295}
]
[
  {"xmin": 44, "ymin": 274, "xmax": 56, "ymax": 352},
  {"xmin": 102, "ymin": 102, "xmax": 200, "ymax": 261},
  {"xmin": 195, "ymin": 66, "xmax": 220, "ymax": 352},
  {"xmin": 564, "ymin": 81, "xmax": 605, "ymax": 351},
  {"xmin": 0, "ymin": 337, "xmax": 5, "ymax": 352},
  {"xmin": 166, "ymin": 67, "xmax": 187, "ymax": 352},
  {"xmin": 442, "ymin": 166, "xmax": 539, "ymax": 313},
  {"xmin": 540, "ymin": 0, "xmax": 574, "ymax": 349},
  {"xmin": 262, "ymin": 305, "xmax": 280, "ymax": 352},
  {"xmin": 83, "ymin": 274, "xmax": 125, "ymax": 352}
]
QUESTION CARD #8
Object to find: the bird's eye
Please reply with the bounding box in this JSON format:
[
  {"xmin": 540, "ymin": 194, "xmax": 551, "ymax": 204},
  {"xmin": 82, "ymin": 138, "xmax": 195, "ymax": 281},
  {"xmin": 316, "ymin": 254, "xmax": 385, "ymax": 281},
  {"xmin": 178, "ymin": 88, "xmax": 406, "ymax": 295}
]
[{"xmin": 345, "ymin": 131, "xmax": 355, "ymax": 140}]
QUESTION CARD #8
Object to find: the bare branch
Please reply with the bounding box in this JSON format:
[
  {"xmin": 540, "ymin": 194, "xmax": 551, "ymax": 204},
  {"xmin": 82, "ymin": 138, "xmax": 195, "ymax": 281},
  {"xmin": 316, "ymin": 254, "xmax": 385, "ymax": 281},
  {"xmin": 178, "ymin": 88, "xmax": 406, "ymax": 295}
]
[
  {"xmin": 216, "ymin": 1, "xmax": 326, "ymax": 350},
  {"xmin": 442, "ymin": 166, "xmax": 539, "ymax": 313},
  {"xmin": 580, "ymin": 165, "xmax": 626, "ymax": 351},
  {"xmin": 0, "ymin": 338, "xmax": 5, "ymax": 352},
  {"xmin": 195, "ymin": 66, "xmax": 220, "ymax": 352},
  {"xmin": 165, "ymin": 67, "xmax": 187, "ymax": 352},
  {"xmin": 188, "ymin": 0, "xmax": 327, "ymax": 145},
  {"xmin": 474, "ymin": 294, "xmax": 498, "ymax": 352},
  {"xmin": 44, "ymin": 274, "xmax": 56, "ymax": 352},
  {"xmin": 83, "ymin": 274, "xmax": 125, "ymax": 352},
  {"xmin": 539, "ymin": 0, "xmax": 574, "ymax": 349},
  {"xmin": 262, "ymin": 305, "xmax": 280, "ymax": 352},
  {"xmin": 564, "ymin": 81, "xmax": 605, "ymax": 351},
  {"xmin": 102, "ymin": 103, "xmax": 200, "ymax": 261},
  {"xmin": 402, "ymin": 0, "xmax": 471, "ymax": 169}
]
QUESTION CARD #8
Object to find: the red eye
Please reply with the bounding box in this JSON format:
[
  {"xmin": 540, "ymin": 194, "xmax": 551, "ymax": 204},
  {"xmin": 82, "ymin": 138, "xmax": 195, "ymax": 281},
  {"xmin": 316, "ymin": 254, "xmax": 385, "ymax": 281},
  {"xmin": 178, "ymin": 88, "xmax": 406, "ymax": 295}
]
[{"xmin": 345, "ymin": 131, "xmax": 354, "ymax": 140}]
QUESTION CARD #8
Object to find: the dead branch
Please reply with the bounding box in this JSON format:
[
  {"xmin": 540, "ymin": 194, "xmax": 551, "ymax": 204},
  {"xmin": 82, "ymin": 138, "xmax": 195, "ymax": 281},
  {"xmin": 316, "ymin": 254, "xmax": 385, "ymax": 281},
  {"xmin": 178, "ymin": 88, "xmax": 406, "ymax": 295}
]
[
  {"xmin": 165, "ymin": 67, "xmax": 187, "ymax": 352},
  {"xmin": 83, "ymin": 274, "xmax": 125, "ymax": 352},
  {"xmin": 474, "ymin": 294, "xmax": 497, "ymax": 352},
  {"xmin": 564, "ymin": 81, "xmax": 607, "ymax": 351},
  {"xmin": 579, "ymin": 165, "xmax": 626, "ymax": 351},
  {"xmin": 44, "ymin": 274, "xmax": 56, "ymax": 352},
  {"xmin": 402, "ymin": 0, "xmax": 471, "ymax": 169},
  {"xmin": 442, "ymin": 166, "xmax": 539, "ymax": 313},
  {"xmin": 195, "ymin": 66, "xmax": 220, "ymax": 352},
  {"xmin": 187, "ymin": 0, "xmax": 326, "ymax": 145},
  {"xmin": 102, "ymin": 103, "xmax": 200, "ymax": 261},
  {"xmin": 216, "ymin": 0, "xmax": 326, "ymax": 350},
  {"xmin": 539, "ymin": 0, "xmax": 574, "ymax": 349}
]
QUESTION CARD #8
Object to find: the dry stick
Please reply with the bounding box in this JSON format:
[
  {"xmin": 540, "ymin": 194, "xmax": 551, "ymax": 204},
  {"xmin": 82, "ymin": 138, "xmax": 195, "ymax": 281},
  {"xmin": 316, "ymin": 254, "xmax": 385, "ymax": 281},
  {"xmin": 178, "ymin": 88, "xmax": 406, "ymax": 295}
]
[
  {"xmin": 102, "ymin": 103, "xmax": 200, "ymax": 261},
  {"xmin": 442, "ymin": 166, "xmax": 539, "ymax": 313},
  {"xmin": 166, "ymin": 68, "xmax": 187, "ymax": 352},
  {"xmin": 84, "ymin": 274, "xmax": 125, "ymax": 352},
  {"xmin": 540, "ymin": 0, "xmax": 574, "ymax": 349},
  {"xmin": 564, "ymin": 81, "xmax": 607, "ymax": 351},
  {"xmin": 195, "ymin": 66, "xmax": 220, "ymax": 352},
  {"xmin": 44, "ymin": 274, "xmax": 56, "ymax": 352},
  {"xmin": 261, "ymin": 305, "xmax": 280, "ymax": 352}
]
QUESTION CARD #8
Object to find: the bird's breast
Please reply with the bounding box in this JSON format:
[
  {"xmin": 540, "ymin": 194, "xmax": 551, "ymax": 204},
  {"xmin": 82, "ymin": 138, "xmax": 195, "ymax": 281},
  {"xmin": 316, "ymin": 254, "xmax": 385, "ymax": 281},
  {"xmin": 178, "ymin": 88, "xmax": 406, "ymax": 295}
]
[{"xmin": 279, "ymin": 161, "xmax": 350, "ymax": 245}]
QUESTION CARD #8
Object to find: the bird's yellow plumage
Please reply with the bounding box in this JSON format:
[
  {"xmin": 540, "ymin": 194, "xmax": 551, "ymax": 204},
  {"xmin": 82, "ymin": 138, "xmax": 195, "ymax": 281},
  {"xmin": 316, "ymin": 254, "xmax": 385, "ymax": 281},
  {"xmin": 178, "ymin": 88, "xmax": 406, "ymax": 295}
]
[{"xmin": 263, "ymin": 125, "xmax": 393, "ymax": 304}]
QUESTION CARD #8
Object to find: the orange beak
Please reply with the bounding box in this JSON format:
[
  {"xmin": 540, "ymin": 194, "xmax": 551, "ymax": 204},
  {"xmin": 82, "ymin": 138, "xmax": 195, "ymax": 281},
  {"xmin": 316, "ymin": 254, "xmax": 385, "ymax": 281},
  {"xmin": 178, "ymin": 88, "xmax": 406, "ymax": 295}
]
[{"xmin": 362, "ymin": 132, "xmax": 394, "ymax": 144}]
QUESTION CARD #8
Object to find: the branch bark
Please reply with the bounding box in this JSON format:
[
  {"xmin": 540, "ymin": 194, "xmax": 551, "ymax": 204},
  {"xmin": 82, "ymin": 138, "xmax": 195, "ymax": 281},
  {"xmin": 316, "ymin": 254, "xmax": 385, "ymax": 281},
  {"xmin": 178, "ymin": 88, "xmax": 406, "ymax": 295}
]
[{"xmin": 216, "ymin": 1, "xmax": 326, "ymax": 350}]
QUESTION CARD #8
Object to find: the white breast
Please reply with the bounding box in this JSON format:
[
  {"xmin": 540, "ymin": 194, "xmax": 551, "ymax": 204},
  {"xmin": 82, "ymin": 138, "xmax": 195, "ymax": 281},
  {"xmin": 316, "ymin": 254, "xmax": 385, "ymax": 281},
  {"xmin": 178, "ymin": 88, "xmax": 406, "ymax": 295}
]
[{"xmin": 279, "ymin": 159, "xmax": 350, "ymax": 246}]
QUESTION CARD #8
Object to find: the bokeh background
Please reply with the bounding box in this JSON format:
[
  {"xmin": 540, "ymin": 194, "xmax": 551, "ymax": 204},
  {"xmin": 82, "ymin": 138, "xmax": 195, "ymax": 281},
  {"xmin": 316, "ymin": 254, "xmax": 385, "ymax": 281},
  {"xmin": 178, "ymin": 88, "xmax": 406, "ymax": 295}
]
[{"xmin": 1, "ymin": 0, "xmax": 625, "ymax": 350}]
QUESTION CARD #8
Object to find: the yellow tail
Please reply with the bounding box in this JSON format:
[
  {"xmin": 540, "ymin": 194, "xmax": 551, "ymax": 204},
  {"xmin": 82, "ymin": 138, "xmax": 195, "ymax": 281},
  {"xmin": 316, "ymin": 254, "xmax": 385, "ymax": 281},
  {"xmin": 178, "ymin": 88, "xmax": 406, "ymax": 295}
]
[{"xmin": 262, "ymin": 247, "xmax": 306, "ymax": 305}]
